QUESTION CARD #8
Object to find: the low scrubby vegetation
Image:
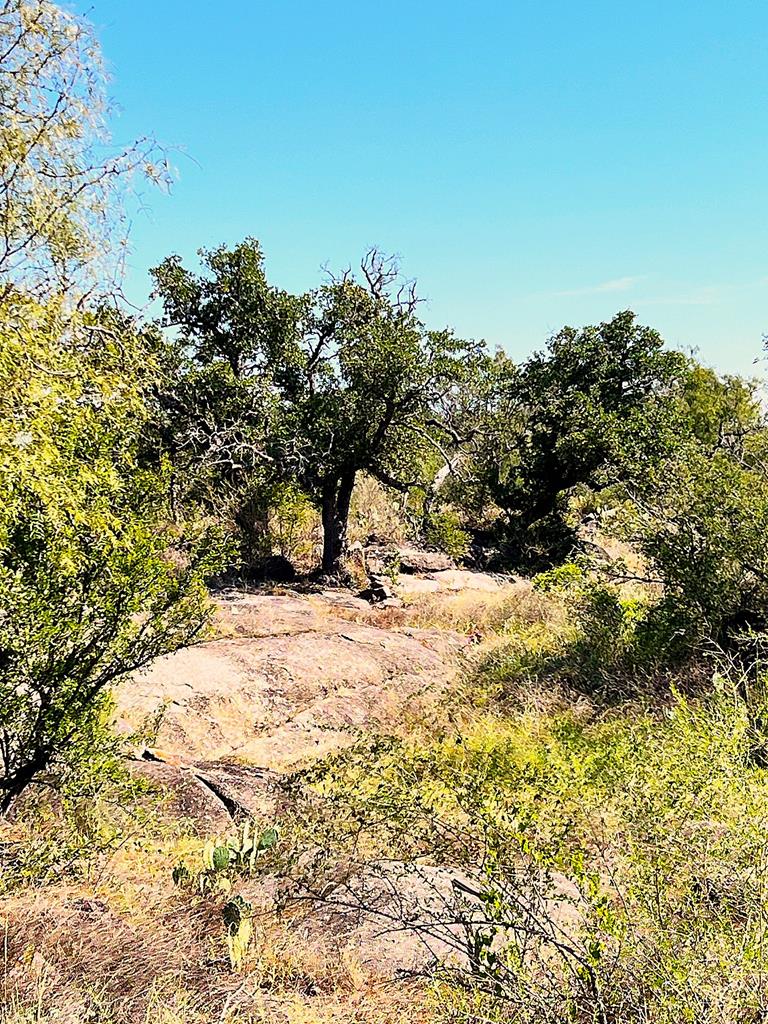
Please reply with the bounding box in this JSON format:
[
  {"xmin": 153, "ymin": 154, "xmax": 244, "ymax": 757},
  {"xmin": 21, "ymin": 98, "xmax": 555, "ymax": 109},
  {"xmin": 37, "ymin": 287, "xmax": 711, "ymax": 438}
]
[
  {"xmin": 6, "ymin": 586, "xmax": 768, "ymax": 1022},
  {"xmin": 296, "ymin": 651, "xmax": 768, "ymax": 1022}
]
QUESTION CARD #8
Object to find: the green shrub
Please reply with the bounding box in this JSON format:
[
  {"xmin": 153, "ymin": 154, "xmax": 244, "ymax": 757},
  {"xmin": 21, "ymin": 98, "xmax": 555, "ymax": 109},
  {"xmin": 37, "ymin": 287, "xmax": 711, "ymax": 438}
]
[
  {"xmin": 228, "ymin": 479, "xmax": 318, "ymax": 573},
  {"xmin": 0, "ymin": 713, "xmax": 160, "ymax": 894},
  {"xmin": 265, "ymin": 482, "xmax": 317, "ymax": 564},
  {"xmin": 474, "ymin": 564, "xmax": 658, "ymax": 697},
  {"xmin": 425, "ymin": 507, "xmax": 471, "ymax": 561},
  {"xmin": 618, "ymin": 436, "xmax": 768, "ymax": 659},
  {"xmin": 532, "ymin": 560, "xmax": 586, "ymax": 593},
  {"xmin": 0, "ymin": 296, "xmax": 225, "ymax": 815}
]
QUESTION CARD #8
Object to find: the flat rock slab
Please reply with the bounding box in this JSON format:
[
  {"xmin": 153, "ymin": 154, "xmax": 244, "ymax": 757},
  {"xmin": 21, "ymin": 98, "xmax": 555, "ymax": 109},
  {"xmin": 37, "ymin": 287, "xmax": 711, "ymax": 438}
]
[
  {"xmin": 281, "ymin": 861, "xmax": 481, "ymax": 977},
  {"xmin": 395, "ymin": 576, "xmax": 442, "ymax": 596},
  {"xmin": 116, "ymin": 594, "xmax": 457, "ymax": 767},
  {"xmin": 427, "ymin": 570, "xmax": 502, "ymax": 592},
  {"xmin": 214, "ymin": 591, "xmax": 331, "ymax": 636},
  {"xmin": 395, "ymin": 569, "xmax": 503, "ymax": 596},
  {"xmin": 279, "ymin": 859, "xmax": 584, "ymax": 979},
  {"xmin": 396, "ymin": 547, "xmax": 455, "ymax": 574}
]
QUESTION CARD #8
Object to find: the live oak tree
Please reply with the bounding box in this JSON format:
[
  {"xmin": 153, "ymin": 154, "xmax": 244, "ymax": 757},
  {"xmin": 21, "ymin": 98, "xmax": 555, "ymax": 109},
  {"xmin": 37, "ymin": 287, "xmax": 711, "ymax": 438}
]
[
  {"xmin": 290, "ymin": 251, "xmax": 483, "ymax": 574},
  {"xmin": 476, "ymin": 311, "xmax": 690, "ymax": 567},
  {"xmin": 151, "ymin": 240, "xmax": 482, "ymax": 575}
]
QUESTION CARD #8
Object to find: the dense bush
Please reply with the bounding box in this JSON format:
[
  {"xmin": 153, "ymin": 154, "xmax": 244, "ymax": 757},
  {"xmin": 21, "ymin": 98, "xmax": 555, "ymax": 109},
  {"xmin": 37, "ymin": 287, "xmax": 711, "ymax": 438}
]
[
  {"xmin": 456, "ymin": 320, "xmax": 762, "ymax": 576},
  {"xmin": 424, "ymin": 507, "xmax": 471, "ymax": 561},
  {"xmin": 464, "ymin": 313, "xmax": 690, "ymax": 569},
  {"xmin": 0, "ymin": 296, "xmax": 225, "ymax": 812},
  {"xmin": 624, "ymin": 439, "xmax": 768, "ymax": 655}
]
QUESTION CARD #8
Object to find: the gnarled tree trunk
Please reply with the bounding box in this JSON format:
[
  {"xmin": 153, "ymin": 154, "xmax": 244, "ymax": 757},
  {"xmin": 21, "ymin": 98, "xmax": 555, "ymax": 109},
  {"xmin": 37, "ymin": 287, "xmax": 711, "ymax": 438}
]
[{"xmin": 320, "ymin": 468, "xmax": 356, "ymax": 576}]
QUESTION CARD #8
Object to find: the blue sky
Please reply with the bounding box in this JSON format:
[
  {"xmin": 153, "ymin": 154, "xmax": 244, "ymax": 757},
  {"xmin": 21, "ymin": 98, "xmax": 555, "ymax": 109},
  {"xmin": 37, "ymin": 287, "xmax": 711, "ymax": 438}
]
[{"xmin": 82, "ymin": 0, "xmax": 768, "ymax": 373}]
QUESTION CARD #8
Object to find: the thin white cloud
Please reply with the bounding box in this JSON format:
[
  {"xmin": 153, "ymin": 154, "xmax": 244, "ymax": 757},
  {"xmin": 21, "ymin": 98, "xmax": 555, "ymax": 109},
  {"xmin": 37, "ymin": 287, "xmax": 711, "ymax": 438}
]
[{"xmin": 552, "ymin": 275, "xmax": 645, "ymax": 298}]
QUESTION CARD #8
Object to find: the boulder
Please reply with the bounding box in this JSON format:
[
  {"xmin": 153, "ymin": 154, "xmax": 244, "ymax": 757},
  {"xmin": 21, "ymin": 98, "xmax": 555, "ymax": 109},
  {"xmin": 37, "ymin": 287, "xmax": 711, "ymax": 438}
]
[
  {"xmin": 130, "ymin": 757, "xmax": 287, "ymax": 829},
  {"xmin": 396, "ymin": 547, "xmax": 455, "ymax": 574},
  {"xmin": 361, "ymin": 545, "xmax": 401, "ymax": 577},
  {"xmin": 394, "ymin": 569, "xmax": 503, "ymax": 596},
  {"xmin": 358, "ymin": 573, "xmax": 396, "ymax": 604},
  {"xmin": 319, "ymin": 590, "xmax": 372, "ymax": 613}
]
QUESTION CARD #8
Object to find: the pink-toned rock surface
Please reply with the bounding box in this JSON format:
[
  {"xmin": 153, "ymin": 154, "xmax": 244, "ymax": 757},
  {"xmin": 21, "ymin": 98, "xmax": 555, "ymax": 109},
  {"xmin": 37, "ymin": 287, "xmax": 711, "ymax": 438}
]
[
  {"xmin": 116, "ymin": 593, "xmax": 461, "ymax": 767},
  {"xmin": 128, "ymin": 758, "xmax": 287, "ymax": 830},
  {"xmin": 422, "ymin": 569, "xmax": 502, "ymax": 592},
  {"xmin": 394, "ymin": 568, "xmax": 504, "ymax": 595}
]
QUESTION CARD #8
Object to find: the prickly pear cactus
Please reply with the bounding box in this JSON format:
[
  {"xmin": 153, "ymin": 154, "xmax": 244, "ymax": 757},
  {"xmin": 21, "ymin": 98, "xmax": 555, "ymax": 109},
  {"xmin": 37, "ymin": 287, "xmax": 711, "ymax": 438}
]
[
  {"xmin": 172, "ymin": 822, "xmax": 279, "ymax": 895},
  {"xmin": 202, "ymin": 838, "xmax": 231, "ymax": 872},
  {"xmin": 212, "ymin": 844, "xmax": 231, "ymax": 871},
  {"xmin": 225, "ymin": 821, "xmax": 279, "ymax": 872}
]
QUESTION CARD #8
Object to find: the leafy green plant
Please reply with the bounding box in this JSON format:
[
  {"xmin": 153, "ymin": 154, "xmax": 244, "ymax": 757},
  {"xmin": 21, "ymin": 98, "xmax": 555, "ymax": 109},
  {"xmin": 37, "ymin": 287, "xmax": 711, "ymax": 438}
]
[
  {"xmin": 298, "ymin": 678, "xmax": 768, "ymax": 1023},
  {"xmin": 267, "ymin": 482, "xmax": 318, "ymax": 563},
  {"xmin": 0, "ymin": 296, "xmax": 226, "ymax": 815},
  {"xmin": 621, "ymin": 437, "xmax": 768, "ymax": 658},
  {"xmin": 531, "ymin": 560, "xmax": 586, "ymax": 593},
  {"xmin": 469, "ymin": 312, "xmax": 691, "ymax": 569},
  {"xmin": 424, "ymin": 508, "xmax": 471, "ymax": 561},
  {"xmin": 0, "ymin": 0, "xmax": 170, "ymax": 295},
  {"xmin": 1, "ymin": 720, "xmax": 161, "ymax": 894},
  {"xmin": 464, "ymin": 316, "xmax": 761, "ymax": 574},
  {"xmin": 474, "ymin": 564, "xmax": 656, "ymax": 697}
]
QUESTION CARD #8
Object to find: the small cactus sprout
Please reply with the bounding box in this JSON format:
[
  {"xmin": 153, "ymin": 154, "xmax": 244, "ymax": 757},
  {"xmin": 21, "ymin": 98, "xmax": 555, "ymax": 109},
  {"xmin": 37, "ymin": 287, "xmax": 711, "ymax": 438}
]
[
  {"xmin": 171, "ymin": 863, "xmax": 191, "ymax": 887},
  {"xmin": 212, "ymin": 844, "xmax": 231, "ymax": 871},
  {"xmin": 223, "ymin": 895, "xmax": 254, "ymax": 970},
  {"xmin": 257, "ymin": 826, "xmax": 278, "ymax": 853},
  {"xmin": 202, "ymin": 839, "xmax": 217, "ymax": 871}
]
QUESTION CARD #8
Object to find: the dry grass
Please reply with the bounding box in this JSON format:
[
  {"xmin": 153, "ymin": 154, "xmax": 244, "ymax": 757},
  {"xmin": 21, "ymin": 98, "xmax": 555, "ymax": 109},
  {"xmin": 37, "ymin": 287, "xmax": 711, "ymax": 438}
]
[
  {"xmin": 0, "ymin": 823, "xmax": 433, "ymax": 1024},
  {"xmin": 335, "ymin": 580, "xmax": 561, "ymax": 640},
  {"xmin": 400, "ymin": 583, "xmax": 558, "ymax": 634},
  {"xmin": 347, "ymin": 476, "xmax": 410, "ymax": 547}
]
